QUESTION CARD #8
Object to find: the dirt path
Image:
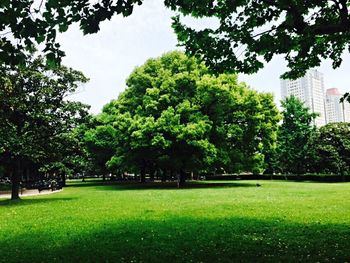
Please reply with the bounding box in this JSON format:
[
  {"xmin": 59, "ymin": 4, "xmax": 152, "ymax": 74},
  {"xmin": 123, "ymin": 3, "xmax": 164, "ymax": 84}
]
[{"xmin": 0, "ymin": 189, "xmax": 63, "ymax": 199}]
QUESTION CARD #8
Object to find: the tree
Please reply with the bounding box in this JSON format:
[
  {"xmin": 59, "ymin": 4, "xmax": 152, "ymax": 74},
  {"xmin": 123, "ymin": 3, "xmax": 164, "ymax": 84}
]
[
  {"xmin": 311, "ymin": 123, "xmax": 350, "ymax": 179},
  {"xmin": 97, "ymin": 51, "xmax": 280, "ymax": 186},
  {"xmin": 0, "ymin": 57, "xmax": 89, "ymax": 199},
  {"xmin": 40, "ymin": 124, "xmax": 94, "ymax": 186},
  {"xmin": 100, "ymin": 52, "xmax": 217, "ymax": 185},
  {"xmin": 276, "ymin": 96, "xmax": 317, "ymax": 175},
  {"xmin": 258, "ymin": 93, "xmax": 282, "ymax": 174},
  {"xmin": 84, "ymin": 120, "xmax": 117, "ymax": 181}
]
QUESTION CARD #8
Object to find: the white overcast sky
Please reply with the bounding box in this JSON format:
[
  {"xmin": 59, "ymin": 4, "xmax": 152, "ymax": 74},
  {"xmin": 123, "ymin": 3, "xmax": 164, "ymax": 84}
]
[{"xmin": 57, "ymin": 0, "xmax": 350, "ymax": 114}]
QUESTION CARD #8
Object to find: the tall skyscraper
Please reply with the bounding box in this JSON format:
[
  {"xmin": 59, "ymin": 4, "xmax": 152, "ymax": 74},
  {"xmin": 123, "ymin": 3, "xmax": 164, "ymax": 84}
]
[
  {"xmin": 281, "ymin": 69, "xmax": 326, "ymax": 127},
  {"xmin": 325, "ymin": 88, "xmax": 350, "ymax": 123}
]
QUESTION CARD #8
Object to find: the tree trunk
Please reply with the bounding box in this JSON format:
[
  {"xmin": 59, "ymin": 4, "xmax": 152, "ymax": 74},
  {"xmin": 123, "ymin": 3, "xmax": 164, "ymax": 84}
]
[
  {"xmin": 161, "ymin": 169, "xmax": 167, "ymax": 182},
  {"xmin": 11, "ymin": 160, "xmax": 21, "ymax": 200},
  {"xmin": 340, "ymin": 168, "xmax": 345, "ymax": 182},
  {"xmin": 149, "ymin": 165, "xmax": 155, "ymax": 181},
  {"xmin": 61, "ymin": 174, "xmax": 66, "ymax": 187},
  {"xmin": 102, "ymin": 174, "xmax": 106, "ymax": 181},
  {"xmin": 25, "ymin": 168, "xmax": 30, "ymax": 182},
  {"xmin": 140, "ymin": 166, "xmax": 146, "ymax": 183},
  {"xmin": 177, "ymin": 169, "xmax": 186, "ymax": 188}
]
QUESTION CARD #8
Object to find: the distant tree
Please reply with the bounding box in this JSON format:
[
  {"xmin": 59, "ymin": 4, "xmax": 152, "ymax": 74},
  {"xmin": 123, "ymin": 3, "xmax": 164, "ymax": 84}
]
[
  {"xmin": 276, "ymin": 96, "xmax": 318, "ymax": 175},
  {"xmin": 258, "ymin": 93, "xmax": 281, "ymax": 174},
  {"xmin": 311, "ymin": 123, "xmax": 350, "ymax": 179},
  {"xmin": 0, "ymin": 58, "xmax": 89, "ymax": 199},
  {"xmin": 84, "ymin": 119, "xmax": 117, "ymax": 181},
  {"xmin": 40, "ymin": 125, "xmax": 93, "ymax": 186}
]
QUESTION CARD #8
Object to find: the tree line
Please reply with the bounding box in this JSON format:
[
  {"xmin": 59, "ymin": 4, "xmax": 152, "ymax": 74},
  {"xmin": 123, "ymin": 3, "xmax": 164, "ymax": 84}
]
[
  {"xmin": 1, "ymin": 51, "xmax": 350, "ymax": 200},
  {"xmin": 2, "ymin": 1, "xmax": 350, "ymax": 201},
  {"xmin": 84, "ymin": 52, "xmax": 350, "ymax": 184},
  {"xmin": 276, "ymin": 96, "xmax": 350, "ymax": 179}
]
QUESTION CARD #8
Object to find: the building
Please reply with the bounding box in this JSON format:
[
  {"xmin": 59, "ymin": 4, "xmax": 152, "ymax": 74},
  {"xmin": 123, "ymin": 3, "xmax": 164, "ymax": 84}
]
[
  {"xmin": 325, "ymin": 88, "xmax": 350, "ymax": 123},
  {"xmin": 345, "ymin": 100, "xmax": 350, "ymax": 123},
  {"xmin": 281, "ymin": 69, "xmax": 326, "ymax": 127}
]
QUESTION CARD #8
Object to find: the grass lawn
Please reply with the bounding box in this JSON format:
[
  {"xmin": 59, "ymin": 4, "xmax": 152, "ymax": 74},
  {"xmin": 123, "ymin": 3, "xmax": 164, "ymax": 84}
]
[{"xmin": 1, "ymin": 180, "xmax": 350, "ymax": 262}]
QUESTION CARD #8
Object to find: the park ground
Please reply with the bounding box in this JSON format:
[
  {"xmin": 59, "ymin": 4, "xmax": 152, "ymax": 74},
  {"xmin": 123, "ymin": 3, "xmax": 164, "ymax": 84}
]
[{"xmin": 1, "ymin": 180, "xmax": 350, "ymax": 262}]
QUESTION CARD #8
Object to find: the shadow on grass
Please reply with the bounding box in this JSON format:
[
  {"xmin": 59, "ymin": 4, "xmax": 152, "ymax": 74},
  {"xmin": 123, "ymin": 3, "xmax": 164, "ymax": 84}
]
[
  {"xmin": 279, "ymin": 179, "xmax": 350, "ymax": 184},
  {"xmin": 0, "ymin": 197, "xmax": 77, "ymax": 207},
  {"xmin": 0, "ymin": 216, "xmax": 349, "ymax": 262},
  {"xmin": 66, "ymin": 180, "xmax": 115, "ymax": 188},
  {"xmin": 118, "ymin": 181, "xmax": 255, "ymax": 190},
  {"xmin": 67, "ymin": 180, "xmax": 256, "ymax": 191}
]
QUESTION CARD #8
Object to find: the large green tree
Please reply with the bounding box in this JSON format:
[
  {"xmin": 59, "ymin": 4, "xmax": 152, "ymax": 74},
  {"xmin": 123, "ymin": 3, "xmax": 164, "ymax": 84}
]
[
  {"xmin": 276, "ymin": 96, "xmax": 317, "ymax": 175},
  {"xmin": 0, "ymin": 58, "xmax": 89, "ymax": 199},
  {"xmin": 100, "ymin": 52, "xmax": 217, "ymax": 185},
  {"xmin": 94, "ymin": 51, "xmax": 280, "ymax": 186}
]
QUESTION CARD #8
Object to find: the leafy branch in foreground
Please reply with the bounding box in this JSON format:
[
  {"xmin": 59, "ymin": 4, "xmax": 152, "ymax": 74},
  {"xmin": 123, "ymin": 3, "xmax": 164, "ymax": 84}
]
[{"xmin": 168, "ymin": 1, "xmax": 350, "ymax": 80}]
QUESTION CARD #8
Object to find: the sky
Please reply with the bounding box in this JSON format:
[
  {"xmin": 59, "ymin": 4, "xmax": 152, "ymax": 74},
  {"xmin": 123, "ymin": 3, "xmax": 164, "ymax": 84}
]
[{"xmin": 57, "ymin": 0, "xmax": 350, "ymax": 114}]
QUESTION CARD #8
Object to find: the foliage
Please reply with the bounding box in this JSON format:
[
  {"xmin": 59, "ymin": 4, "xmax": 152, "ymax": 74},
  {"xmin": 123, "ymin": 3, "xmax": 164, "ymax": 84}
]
[
  {"xmin": 1, "ymin": 180, "xmax": 350, "ymax": 261},
  {"xmin": 311, "ymin": 122, "xmax": 350, "ymax": 175},
  {"xmin": 39, "ymin": 125, "xmax": 93, "ymax": 179},
  {"xmin": 0, "ymin": 0, "xmax": 144, "ymax": 66},
  {"xmin": 84, "ymin": 119, "xmax": 118, "ymax": 176},
  {"xmin": 3, "ymin": 1, "xmax": 350, "ymax": 84},
  {"xmin": 340, "ymin": 92, "xmax": 350, "ymax": 104},
  {"xmin": 168, "ymin": 1, "xmax": 350, "ymax": 80},
  {"xmin": 276, "ymin": 96, "xmax": 317, "ymax": 174}
]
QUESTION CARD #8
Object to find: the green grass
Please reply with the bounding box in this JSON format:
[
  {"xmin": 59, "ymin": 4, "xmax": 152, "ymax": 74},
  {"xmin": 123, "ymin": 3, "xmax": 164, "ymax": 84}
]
[{"xmin": 1, "ymin": 180, "xmax": 350, "ymax": 262}]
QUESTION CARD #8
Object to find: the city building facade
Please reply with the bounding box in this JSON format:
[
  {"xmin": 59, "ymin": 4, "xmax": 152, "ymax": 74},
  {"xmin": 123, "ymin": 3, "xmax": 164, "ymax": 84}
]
[
  {"xmin": 325, "ymin": 88, "xmax": 350, "ymax": 123},
  {"xmin": 281, "ymin": 69, "xmax": 326, "ymax": 127}
]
